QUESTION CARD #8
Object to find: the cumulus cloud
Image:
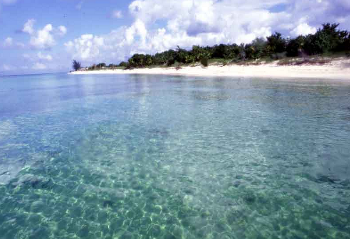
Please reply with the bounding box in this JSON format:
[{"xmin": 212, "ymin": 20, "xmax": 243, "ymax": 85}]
[
  {"xmin": 112, "ymin": 10, "xmax": 123, "ymax": 19},
  {"xmin": 57, "ymin": 26, "xmax": 67, "ymax": 36},
  {"xmin": 3, "ymin": 37, "xmax": 13, "ymax": 47},
  {"xmin": 1, "ymin": 64, "xmax": 14, "ymax": 71},
  {"xmin": 22, "ymin": 19, "xmax": 35, "ymax": 34},
  {"xmin": 65, "ymin": 0, "xmax": 350, "ymax": 64},
  {"xmin": 32, "ymin": 63, "xmax": 46, "ymax": 70},
  {"xmin": 2, "ymin": 37, "xmax": 25, "ymax": 48},
  {"xmin": 65, "ymin": 0, "xmax": 286, "ymax": 63},
  {"xmin": 29, "ymin": 24, "xmax": 55, "ymax": 49},
  {"xmin": 22, "ymin": 19, "xmax": 67, "ymax": 49},
  {"xmin": 64, "ymin": 34, "xmax": 104, "ymax": 61},
  {"xmin": 37, "ymin": 52, "xmax": 53, "ymax": 61},
  {"xmin": 125, "ymin": 19, "xmax": 148, "ymax": 46},
  {"xmin": 16, "ymin": 42, "xmax": 25, "ymax": 48},
  {"xmin": 22, "ymin": 52, "xmax": 53, "ymax": 63},
  {"xmin": 286, "ymin": 0, "xmax": 350, "ymax": 30},
  {"xmin": 290, "ymin": 23, "xmax": 317, "ymax": 37}
]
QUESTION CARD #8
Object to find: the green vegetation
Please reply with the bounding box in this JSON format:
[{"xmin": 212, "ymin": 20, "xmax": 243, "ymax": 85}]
[
  {"xmin": 83, "ymin": 23, "xmax": 349, "ymax": 70},
  {"xmin": 72, "ymin": 60, "xmax": 81, "ymax": 71},
  {"xmin": 200, "ymin": 57, "xmax": 209, "ymax": 67}
]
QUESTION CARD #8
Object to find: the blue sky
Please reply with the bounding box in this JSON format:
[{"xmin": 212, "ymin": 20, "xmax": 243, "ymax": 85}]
[{"xmin": 0, "ymin": 0, "xmax": 349, "ymax": 75}]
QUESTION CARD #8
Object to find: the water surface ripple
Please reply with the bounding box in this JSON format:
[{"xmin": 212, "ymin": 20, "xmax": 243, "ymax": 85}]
[{"xmin": 0, "ymin": 74, "xmax": 349, "ymax": 238}]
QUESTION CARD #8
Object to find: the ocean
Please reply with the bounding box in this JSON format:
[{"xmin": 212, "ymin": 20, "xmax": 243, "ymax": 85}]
[{"xmin": 0, "ymin": 73, "xmax": 349, "ymax": 238}]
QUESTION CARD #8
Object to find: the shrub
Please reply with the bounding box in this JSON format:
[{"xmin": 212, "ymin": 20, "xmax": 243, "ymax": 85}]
[
  {"xmin": 125, "ymin": 64, "xmax": 133, "ymax": 70},
  {"xmin": 200, "ymin": 57, "xmax": 209, "ymax": 67},
  {"xmin": 266, "ymin": 32, "xmax": 286, "ymax": 54},
  {"xmin": 271, "ymin": 52, "xmax": 287, "ymax": 60},
  {"xmin": 167, "ymin": 58, "xmax": 175, "ymax": 67},
  {"xmin": 286, "ymin": 36, "xmax": 306, "ymax": 57},
  {"xmin": 119, "ymin": 61, "xmax": 128, "ymax": 67},
  {"xmin": 96, "ymin": 63, "xmax": 106, "ymax": 68}
]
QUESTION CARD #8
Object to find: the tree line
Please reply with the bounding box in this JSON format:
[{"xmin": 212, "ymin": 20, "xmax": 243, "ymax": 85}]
[{"xmin": 74, "ymin": 23, "xmax": 349, "ymax": 71}]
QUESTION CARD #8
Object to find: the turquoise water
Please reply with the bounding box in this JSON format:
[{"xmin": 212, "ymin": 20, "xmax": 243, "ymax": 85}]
[{"xmin": 0, "ymin": 73, "xmax": 349, "ymax": 238}]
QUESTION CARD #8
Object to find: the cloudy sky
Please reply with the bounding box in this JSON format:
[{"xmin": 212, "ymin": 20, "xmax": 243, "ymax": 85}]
[{"xmin": 0, "ymin": 0, "xmax": 349, "ymax": 75}]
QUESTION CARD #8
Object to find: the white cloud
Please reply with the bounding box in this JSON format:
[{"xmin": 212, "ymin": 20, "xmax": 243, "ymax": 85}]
[
  {"xmin": 1, "ymin": 37, "xmax": 25, "ymax": 49},
  {"xmin": 64, "ymin": 0, "xmax": 350, "ymax": 65},
  {"xmin": 112, "ymin": 10, "xmax": 123, "ymax": 19},
  {"xmin": 32, "ymin": 63, "xmax": 46, "ymax": 70},
  {"xmin": 22, "ymin": 19, "xmax": 35, "ymax": 34},
  {"xmin": 57, "ymin": 26, "xmax": 67, "ymax": 36},
  {"xmin": 65, "ymin": 0, "xmax": 290, "ymax": 64},
  {"xmin": 125, "ymin": 19, "xmax": 148, "ymax": 46},
  {"xmin": 29, "ymin": 24, "xmax": 55, "ymax": 49},
  {"xmin": 290, "ymin": 23, "xmax": 317, "ymax": 37},
  {"xmin": 3, "ymin": 37, "xmax": 12, "ymax": 47},
  {"xmin": 22, "ymin": 19, "xmax": 67, "ymax": 49},
  {"xmin": 2, "ymin": 64, "xmax": 10, "ymax": 70},
  {"xmin": 286, "ymin": 0, "xmax": 350, "ymax": 30},
  {"xmin": 2, "ymin": 64, "xmax": 15, "ymax": 71},
  {"xmin": 22, "ymin": 52, "xmax": 53, "ymax": 62},
  {"xmin": 16, "ymin": 42, "xmax": 25, "ymax": 48},
  {"xmin": 37, "ymin": 52, "xmax": 53, "ymax": 61},
  {"xmin": 64, "ymin": 34, "xmax": 104, "ymax": 61}
]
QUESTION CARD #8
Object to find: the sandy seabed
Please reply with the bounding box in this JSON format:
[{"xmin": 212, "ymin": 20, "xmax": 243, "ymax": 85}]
[{"xmin": 70, "ymin": 58, "xmax": 350, "ymax": 82}]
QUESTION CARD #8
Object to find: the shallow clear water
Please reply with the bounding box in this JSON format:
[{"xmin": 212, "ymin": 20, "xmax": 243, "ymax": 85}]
[{"xmin": 0, "ymin": 73, "xmax": 349, "ymax": 238}]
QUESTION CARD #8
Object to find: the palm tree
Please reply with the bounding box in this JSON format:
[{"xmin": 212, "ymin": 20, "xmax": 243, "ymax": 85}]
[{"xmin": 72, "ymin": 60, "xmax": 81, "ymax": 71}]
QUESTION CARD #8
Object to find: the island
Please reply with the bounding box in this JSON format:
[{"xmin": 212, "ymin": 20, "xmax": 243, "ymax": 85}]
[{"xmin": 70, "ymin": 23, "xmax": 350, "ymax": 81}]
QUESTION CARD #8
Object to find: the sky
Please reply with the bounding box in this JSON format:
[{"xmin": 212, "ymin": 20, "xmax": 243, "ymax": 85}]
[{"xmin": 0, "ymin": 0, "xmax": 350, "ymax": 75}]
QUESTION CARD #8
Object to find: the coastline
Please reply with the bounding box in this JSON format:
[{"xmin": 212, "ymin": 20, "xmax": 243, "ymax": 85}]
[{"xmin": 70, "ymin": 58, "xmax": 350, "ymax": 82}]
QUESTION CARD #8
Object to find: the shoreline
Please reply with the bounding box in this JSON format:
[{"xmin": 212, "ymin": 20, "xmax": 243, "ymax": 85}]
[{"xmin": 70, "ymin": 58, "xmax": 350, "ymax": 82}]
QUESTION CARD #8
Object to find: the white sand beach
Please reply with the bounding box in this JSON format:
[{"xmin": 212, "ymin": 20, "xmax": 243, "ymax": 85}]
[{"xmin": 70, "ymin": 58, "xmax": 350, "ymax": 82}]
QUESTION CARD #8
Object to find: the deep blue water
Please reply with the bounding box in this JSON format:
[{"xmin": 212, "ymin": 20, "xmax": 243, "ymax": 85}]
[{"xmin": 0, "ymin": 73, "xmax": 349, "ymax": 238}]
